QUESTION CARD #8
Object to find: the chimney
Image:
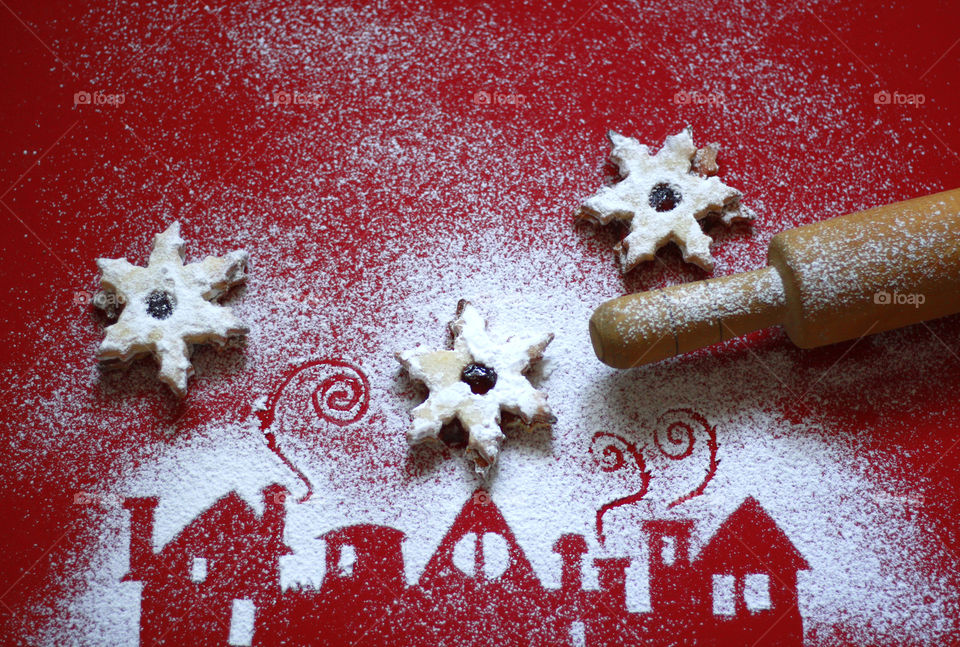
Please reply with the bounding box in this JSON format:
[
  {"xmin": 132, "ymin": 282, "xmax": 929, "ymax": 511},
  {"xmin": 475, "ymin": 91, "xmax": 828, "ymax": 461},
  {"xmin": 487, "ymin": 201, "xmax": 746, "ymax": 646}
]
[
  {"xmin": 553, "ymin": 534, "xmax": 588, "ymax": 606},
  {"xmin": 320, "ymin": 526, "xmax": 406, "ymax": 597},
  {"xmin": 122, "ymin": 497, "xmax": 158, "ymax": 581},
  {"xmin": 594, "ymin": 557, "xmax": 631, "ymax": 609},
  {"xmin": 643, "ymin": 520, "xmax": 694, "ymax": 567},
  {"xmin": 642, "ymin": 519, "xmax": 698, "ymax": 612},
  {"xmin": 261, "ymin": 484, "xmax": 288, "ymax": 538}
]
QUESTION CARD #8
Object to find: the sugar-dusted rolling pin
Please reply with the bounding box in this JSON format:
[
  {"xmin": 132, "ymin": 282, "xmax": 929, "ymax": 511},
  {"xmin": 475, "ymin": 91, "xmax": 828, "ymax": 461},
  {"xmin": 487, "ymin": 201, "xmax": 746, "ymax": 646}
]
[{"xmin": 590, "ymin": 188, "xmax": 960, "ymax": 369}]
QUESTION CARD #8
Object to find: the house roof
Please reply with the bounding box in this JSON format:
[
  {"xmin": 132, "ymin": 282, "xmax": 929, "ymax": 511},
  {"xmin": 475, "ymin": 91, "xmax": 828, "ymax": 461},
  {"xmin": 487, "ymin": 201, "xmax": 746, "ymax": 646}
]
[
  {"xmin": 161, "ymin": 489, "xmax": 292, "ymax": 559},
  {"xmin": 695, "ymin": 497, "xmax": 809, "ymax": 573},
  {"xmin": 417, "ymin": 489, "xmax": 542, "ymax": 590}
]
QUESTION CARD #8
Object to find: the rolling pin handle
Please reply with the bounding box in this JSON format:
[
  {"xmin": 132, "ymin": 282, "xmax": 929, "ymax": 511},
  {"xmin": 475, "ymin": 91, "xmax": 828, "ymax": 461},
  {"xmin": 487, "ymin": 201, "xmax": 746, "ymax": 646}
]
[{"xmin": 590, "ymin": 266, "xmax": 788, "ymax": 369}]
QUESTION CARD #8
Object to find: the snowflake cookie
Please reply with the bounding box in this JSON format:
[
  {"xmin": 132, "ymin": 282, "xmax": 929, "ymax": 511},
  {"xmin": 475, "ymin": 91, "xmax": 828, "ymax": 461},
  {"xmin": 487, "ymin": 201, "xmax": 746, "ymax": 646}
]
[
  {"xmin": 96, "ymin": 222, "xmax": 249, "ymax": 396},
  {"xmin": 397, "ymin": 300, "xmax": 554, "ymax": 474},
  {"xmin": 576, "ymin": 127, "xmax": 754, "ymax": 272}
]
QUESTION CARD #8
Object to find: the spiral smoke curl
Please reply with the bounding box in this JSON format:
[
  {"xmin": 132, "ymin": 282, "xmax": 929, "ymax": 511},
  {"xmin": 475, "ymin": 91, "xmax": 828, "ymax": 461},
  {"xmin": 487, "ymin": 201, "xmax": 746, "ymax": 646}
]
[
  {"xmin": 655, "ymin": 419, "xmax": 697, "ymax": 460},
  {"xmin": 312, "ymin": 368, "xmax": 368, "ymax": 426}
]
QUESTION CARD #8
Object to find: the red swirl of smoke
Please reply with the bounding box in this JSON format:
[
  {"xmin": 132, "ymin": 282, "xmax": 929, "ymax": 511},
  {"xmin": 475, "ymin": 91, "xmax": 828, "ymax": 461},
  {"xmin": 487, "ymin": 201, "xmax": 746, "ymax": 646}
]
[
  {"xmin": 654, "ymin": 419, "xmax": 696, "ymax": 460},
  {"xmin": 591, "ymin": 410, "xmax": 720, "ymax": 542},
  {"xmin": 590, "ymin": 432, "xmax": 651, "ymax": 545},
  {"xmin": 256, "ymin": 359, "xmax": 371, "ymax": 503},
  {"xmin": 312, "ymin": 370, "xmax": 369, "ymax": 425},
  {"xmin": 656, "ymin": 409, "xmax": 719, "ymax": 509}
]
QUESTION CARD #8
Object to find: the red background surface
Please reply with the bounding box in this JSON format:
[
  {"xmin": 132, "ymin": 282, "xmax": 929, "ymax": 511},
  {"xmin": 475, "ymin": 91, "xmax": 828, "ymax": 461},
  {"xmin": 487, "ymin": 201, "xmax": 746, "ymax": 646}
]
[{"xmin": 1, "ymin": 0, "xmax": 959, "ymax": 644}]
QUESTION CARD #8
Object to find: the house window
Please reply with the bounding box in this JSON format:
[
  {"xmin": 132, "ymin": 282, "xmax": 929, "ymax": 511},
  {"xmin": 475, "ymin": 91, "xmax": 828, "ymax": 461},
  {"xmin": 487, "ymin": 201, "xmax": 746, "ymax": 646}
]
[
  {"xmin": 568, "ymin": 621, "xmax": 586, "ymax": 647},
  {"xmin": 482, "ymin": 533, "xmax": 509, "ymax": 579},
  {"xmin": 338, "ymin": 544, "xmax": 356, "ymax": 577},
  {"xmin": 227, "ymin": 599, "xmax": 255, "ymax": 646},
  {"xmin": 452, "ymin": 532, "xmax": 477, "ymax": 575},
  {"xmin": 712, "ymin": 574, "xmax": 736, "ymax": 616},
  {"xmin": 661, "ymin": 536, "xmax": 676, "ymax": 566},
  {"xmin": 190, "ymin": 557, "xmax": 207, "ymax": 583},
  {"xmin": 451, "ymin": 532, "xmax": 511, "ymax": 579},
  {"xmin": 745, "ymin": 573, "xmax": 771, "ymax": 611}
]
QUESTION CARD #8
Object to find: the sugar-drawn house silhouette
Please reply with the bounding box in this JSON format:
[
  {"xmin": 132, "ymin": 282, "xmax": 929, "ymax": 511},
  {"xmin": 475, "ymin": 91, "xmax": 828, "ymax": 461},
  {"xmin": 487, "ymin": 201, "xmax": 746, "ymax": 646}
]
[
  {"xmin": 123, "ymin": 484, "xmax": 289, "ymax": 646},
  {"xmin": 123, "ymin": 488, "xmax": 809, "ymax": 646}
]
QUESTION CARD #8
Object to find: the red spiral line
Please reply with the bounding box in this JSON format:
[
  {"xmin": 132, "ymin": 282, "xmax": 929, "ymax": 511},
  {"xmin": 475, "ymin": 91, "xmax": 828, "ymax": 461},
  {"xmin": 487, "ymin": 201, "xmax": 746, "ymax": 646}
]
[
  {"xmin": 654, "ymin": 421, "xmax": 696, "ymax": 460},
  {"xmin": 311, "ymin": 372, "xmax": 369, "ymax": 425},
  {"xmin": 256, "ymin": 359, "xmax": 370, "ymax": 503},
  {"xmin": 656, "ymin": 409, "xmax": 720, "ymax": 509},
  {"xmin": 590, "ymin": 432, "xmax": 652, "ymax": 545}
]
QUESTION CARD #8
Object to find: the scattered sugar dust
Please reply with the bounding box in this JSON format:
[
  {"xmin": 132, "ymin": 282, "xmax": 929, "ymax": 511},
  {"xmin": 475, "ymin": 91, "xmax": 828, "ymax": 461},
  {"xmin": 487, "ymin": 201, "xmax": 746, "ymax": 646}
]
[{"xmin": 4, "ymin": 0, "xmax": 958, "ymax": 645}]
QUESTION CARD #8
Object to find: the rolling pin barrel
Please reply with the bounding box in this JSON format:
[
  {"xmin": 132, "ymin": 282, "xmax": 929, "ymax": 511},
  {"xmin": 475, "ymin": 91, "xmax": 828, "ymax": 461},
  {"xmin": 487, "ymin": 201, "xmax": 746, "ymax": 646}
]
[{"xmin": 590, "ymin": 188, "xmax": 960, "ymax": 369}]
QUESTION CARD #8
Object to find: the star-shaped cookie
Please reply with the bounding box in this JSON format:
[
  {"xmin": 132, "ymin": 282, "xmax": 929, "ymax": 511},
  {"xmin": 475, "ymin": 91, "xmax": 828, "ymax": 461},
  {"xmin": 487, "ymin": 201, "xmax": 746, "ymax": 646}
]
[
  {"xmin": 96, "ymin": 222, "xmax": 249, "ymax": 396},
  {"xmin": 397, "ymin": 300, "xmax": 554, "ymax": 474},
  {"xmin": 576, "ymin": 127, "xmax": 753, "ymax": 272}
]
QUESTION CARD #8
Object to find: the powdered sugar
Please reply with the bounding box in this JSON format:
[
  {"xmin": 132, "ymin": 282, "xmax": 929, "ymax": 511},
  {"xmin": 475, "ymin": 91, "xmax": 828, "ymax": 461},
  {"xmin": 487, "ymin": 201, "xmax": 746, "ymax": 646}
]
[
  {"xmin": 54, "ymin": 240, "xmax": 957, "ymax": 644},
  {"xmin": 3, "ymin": 1, "xmax": 958, "ymax": 645}
]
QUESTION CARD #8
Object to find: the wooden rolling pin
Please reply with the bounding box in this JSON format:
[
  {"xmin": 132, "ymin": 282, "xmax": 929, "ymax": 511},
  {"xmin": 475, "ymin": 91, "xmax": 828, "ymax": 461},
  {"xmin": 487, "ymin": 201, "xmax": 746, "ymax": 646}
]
[{"xmin": 590, "ymin": 188, "xmax": 960, "ymax": 369}]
